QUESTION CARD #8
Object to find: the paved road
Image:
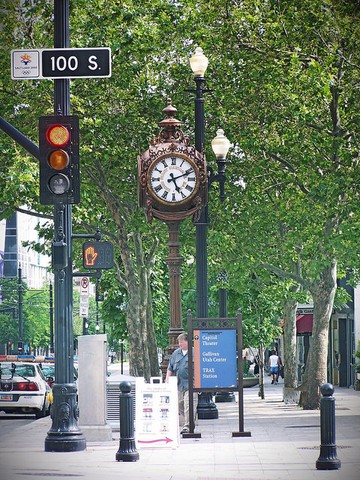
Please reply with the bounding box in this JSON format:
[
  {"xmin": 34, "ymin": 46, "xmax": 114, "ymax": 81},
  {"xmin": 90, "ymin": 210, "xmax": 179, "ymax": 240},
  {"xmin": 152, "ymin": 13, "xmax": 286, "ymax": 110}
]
[{"xmin": 0, "ymin": 414, "xmax": 36, "ymax": 436}]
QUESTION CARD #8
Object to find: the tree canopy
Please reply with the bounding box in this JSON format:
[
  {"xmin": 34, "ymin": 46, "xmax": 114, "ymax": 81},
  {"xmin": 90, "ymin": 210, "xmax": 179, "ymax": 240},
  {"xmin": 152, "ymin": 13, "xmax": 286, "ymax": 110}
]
[{"xmin": 1, "ymin": 0, "xmax": 359, "ymax": 402}]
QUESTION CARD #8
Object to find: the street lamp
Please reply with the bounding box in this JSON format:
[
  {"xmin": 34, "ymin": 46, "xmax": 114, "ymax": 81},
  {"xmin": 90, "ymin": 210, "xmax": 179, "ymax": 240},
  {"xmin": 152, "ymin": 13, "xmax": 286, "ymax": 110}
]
[
  {"xmin": 189, "ymin": 47, "xmax": 208, "ymax": 77},
  {"xmin": 211, "ymin": 128, "xmax": 231, "ymax": 317},
  {"xmin": 211, "ymin": 128, "xmax": 232, "ymax": 201},
  {"xmin": 190, "ymin": 47, "xmax": 232, "ymax": 419}
]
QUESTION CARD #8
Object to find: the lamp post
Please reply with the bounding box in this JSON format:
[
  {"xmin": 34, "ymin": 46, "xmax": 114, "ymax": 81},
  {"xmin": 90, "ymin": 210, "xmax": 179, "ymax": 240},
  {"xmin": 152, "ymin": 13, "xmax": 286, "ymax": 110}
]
[
  {"xmin": 211, "ymin": 128, "xmax": 232, "ymax": 327},
  {"xmin": 190, "ymin": 48, "xmax": 232, "ymax": 419},
  {"xmin": 17, "ymin": 265, "xmax": 23, "ymax": 354}
]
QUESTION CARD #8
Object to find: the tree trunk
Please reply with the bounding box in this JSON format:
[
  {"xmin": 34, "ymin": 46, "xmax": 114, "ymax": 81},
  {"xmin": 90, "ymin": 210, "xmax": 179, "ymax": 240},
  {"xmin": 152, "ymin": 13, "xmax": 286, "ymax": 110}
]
[
  {"xmin": 123, "ymin": 235, "xmax": 160, "ymax": 380},
  {"xmin": 299, "ymin": 261, "xmax": 337, "ymax": 409},
  {"xmin": 258, "ymin": 344, "xmax": 265, "ymax": 399},
  {"xmin": 103, "ymin": 191, "xmax": 160, "ymax": 380},
  {"xmin": 283, "ymin": 299, "xmax": 299, "ymax": 404}
]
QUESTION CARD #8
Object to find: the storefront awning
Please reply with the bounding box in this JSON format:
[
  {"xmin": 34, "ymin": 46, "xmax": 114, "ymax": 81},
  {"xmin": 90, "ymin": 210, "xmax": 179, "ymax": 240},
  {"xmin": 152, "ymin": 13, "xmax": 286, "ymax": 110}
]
[{"xmin": 296, "ymin": 314, "xmax": 313, "ymax": 334}]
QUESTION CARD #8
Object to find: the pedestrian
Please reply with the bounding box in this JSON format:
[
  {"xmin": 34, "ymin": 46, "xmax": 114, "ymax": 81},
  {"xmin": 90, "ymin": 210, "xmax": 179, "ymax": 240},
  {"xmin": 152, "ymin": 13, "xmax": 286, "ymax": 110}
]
[
  {"xmin": 276, "ymin": 354, "xmax": 284, "ymax": 382},
  {"xmin": 253, "ymin": 356, "xmax": 260, "ymax": 376},
  {"xmin": 165, "ymin": 332, "xmax": 196, "ymax": 434},
  {"xmin": 268, "ymin": 350, "xmax": 281, "ymax": 384}
]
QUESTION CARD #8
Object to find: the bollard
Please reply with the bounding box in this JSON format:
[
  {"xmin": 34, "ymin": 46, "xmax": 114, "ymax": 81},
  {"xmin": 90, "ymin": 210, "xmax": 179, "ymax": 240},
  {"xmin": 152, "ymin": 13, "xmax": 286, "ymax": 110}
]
[
  {"xmin": 316, "ymin": 383, "xmax": 341, "ymax": 470},
  {"xmin": 116, "ymin": 381, "xmax": 139, "ymax": 462}
]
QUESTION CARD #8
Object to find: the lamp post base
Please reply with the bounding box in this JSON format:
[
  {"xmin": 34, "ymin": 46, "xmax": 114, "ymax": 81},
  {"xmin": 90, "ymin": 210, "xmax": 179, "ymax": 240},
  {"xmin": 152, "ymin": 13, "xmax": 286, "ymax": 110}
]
[
  {"xmin": 215, "ymin": 392, "xmax": 235, "ymax": 402},
  {"xmin": 197, "ymin": 392, "xmax": 218, "ymax": 419},
  {"xmin": 316, "ymin": 456, "xmax": 341, "ymax": 470},
  {"xmin": 45, "ymin": 433, "xmax": 86, "ymax": 452},
  {"xmin": 44, "ymin": 383, "xmax": 86, "ymax": 452}
]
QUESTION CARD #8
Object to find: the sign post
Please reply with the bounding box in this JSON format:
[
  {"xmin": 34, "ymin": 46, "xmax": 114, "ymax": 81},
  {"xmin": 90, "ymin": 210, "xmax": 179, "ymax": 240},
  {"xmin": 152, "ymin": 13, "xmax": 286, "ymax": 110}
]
[
  {"xmin": 187, "ymin": 310, "xmax": 251, "ymax": 438},
  {"xmin": 193, "ymin": 329, "xmax": 237, "ymax": 389}
]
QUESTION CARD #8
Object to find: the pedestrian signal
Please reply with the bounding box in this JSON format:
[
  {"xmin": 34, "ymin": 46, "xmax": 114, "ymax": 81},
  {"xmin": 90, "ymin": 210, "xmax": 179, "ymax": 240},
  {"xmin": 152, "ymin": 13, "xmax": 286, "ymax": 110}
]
[{"xmin": 82, "ymin": 241, "xmax": 114, "ymax": 270}]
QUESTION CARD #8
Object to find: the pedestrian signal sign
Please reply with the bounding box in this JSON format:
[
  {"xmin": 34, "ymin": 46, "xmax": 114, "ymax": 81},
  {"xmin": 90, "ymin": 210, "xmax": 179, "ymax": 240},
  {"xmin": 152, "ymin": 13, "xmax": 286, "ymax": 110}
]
[{"xmin": 82, "ymin": 241, "xmax": 114, "ymax": 270}]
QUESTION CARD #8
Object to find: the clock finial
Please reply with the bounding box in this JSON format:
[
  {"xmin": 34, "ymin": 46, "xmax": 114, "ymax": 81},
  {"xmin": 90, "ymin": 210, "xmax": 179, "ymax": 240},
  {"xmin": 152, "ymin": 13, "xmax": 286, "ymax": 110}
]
[{"xmin": 153, "ymin": 98, "xmax": 187, "ymax": 144}]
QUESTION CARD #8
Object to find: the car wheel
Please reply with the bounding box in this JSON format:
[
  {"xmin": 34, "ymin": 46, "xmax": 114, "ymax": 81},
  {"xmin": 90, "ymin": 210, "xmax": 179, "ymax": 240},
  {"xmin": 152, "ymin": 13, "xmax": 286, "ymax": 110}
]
[{"xmin": 35, "ymin": 401, "xmax": 47, "ymax": 419}]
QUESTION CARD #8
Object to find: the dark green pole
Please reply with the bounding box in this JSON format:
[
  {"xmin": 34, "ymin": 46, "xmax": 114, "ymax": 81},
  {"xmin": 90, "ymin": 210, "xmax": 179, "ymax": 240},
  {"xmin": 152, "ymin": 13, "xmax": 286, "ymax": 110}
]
[
  {"xmin": 193, "ymin": 76, "xmax": 218, "ymax": 420},
  {"xmin": 44, "ymin": 0, "xmax": 85, "ymax": 452},
  {"xmin": 49, "ymin": 281, "xmax": 54, "ymax": 354},
  {"xmin": 17, "ymin": 265, "xmax": 23, "ymax": 354}
]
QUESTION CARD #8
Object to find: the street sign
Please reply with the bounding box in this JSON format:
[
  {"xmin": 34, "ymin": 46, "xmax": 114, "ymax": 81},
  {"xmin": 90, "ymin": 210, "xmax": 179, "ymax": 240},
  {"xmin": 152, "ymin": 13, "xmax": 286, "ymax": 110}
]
[
  {"xmin": 82, "ymin": 241, "xmax": 114, "ymax": 270},
  {"xmin": 11, "ymin": 48, "xmax": 111, "ymax": 80},
  {"xmin": 42, "ymin": 48, "xmax": 111, "ymax": 78},
  {"xmin": 193, "ymin": 329, "xmax": 237, "ymax": 389},
  {"xmin": 80, "ymin": 296, "xmax": 89, "ymax": 317},
  {"xmin": 80, "ymin": 277, "xmax": 90, "ymax": 296}
]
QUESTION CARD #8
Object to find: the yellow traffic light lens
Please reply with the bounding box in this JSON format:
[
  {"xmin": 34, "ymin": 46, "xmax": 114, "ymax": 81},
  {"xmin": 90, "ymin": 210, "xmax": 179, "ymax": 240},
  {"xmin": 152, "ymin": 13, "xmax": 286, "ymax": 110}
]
[
  {"xmin": 48, "ymin": 149, "xmax": 69, "ymax": 170},
  {"xmin": 46, "ymin": 125, "xmax": 70, "ymax": 147}
]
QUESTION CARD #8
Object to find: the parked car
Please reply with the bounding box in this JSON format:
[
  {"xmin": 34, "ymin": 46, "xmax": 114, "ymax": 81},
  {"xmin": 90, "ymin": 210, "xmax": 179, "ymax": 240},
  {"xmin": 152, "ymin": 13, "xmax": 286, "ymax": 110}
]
[
  {"xmin": 0, "ymin": 361, "xmax": 51, "ymax": 418},
  {"xmin": 40, "ymin": 362, "xmax": 78, "ymax": 388}
]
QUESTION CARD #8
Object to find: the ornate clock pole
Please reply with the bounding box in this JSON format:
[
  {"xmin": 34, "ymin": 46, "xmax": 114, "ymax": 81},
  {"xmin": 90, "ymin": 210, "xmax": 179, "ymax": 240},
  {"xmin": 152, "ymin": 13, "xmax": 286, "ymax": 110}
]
[
  {"xmin": 138, "ymin": 99, "xmax": 207, "ymax": 369},
  {"xmin": 165, "ymin": 220, "xmax": 184, "ymax": 350}
]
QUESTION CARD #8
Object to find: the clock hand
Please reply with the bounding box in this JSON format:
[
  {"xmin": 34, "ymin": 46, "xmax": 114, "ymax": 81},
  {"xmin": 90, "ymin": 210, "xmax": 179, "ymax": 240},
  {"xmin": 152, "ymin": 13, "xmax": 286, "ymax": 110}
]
[
  {"xmin": 168, "ymin": 173, "xmax": 181, "ymax": 192},
  {"xmin": 167, "ymin": 169, "xmax": 192, "ymax": 183}
]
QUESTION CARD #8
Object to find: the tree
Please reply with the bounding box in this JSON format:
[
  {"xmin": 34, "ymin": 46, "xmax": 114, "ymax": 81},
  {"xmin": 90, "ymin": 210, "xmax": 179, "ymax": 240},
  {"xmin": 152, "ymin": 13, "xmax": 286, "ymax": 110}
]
[
  {"xmin": 196, "ymin": 0, "xmax": 360, "ymax": 408},
  {"xmin": 1, "ymin": 1, "xmax": 359, "ymax": 400}
]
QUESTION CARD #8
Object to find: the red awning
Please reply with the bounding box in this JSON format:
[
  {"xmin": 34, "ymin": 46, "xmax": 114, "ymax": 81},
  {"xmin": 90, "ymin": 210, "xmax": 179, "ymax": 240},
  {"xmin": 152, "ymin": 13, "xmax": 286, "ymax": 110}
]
[{"xmin": 296, "ymin": 314, "xmax": 313, "ymax": 334}]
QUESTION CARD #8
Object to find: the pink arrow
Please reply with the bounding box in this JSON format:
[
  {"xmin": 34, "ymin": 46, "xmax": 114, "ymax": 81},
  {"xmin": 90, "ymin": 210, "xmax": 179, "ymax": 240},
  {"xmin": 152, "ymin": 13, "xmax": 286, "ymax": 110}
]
[{"xmin": 138, "ymin": 437, "xmax": 173, "ymax": 444}]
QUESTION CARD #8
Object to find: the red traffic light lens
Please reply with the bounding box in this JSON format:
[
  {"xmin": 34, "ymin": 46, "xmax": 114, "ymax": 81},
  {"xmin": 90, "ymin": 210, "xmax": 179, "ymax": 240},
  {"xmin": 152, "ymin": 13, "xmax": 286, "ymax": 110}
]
[
  {"xmin": 46, "ymin": 125, "xmax": 70, "ymax": 147},
  {"xmin": 48, "ymin": 149, "xmax": 69, "ymax": 170}
]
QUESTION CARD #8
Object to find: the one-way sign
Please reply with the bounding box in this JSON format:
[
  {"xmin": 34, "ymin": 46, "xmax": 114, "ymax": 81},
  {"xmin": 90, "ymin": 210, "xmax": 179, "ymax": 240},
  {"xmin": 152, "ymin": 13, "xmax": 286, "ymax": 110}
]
[{"xmin": 11, "ymin": 47, "xmax": 111, "ymax": 80}]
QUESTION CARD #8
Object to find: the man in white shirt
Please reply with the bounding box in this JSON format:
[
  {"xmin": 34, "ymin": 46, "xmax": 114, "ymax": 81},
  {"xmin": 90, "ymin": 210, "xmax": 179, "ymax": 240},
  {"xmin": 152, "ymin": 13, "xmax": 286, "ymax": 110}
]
[{"xmin": 268, "ymin": 350, "xmax": 280, "ymax": 384}]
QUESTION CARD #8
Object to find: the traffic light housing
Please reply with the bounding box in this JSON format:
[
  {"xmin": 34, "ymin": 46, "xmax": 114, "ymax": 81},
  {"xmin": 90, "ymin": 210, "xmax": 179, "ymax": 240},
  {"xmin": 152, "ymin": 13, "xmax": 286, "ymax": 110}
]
[{"xmin": 39, "ymin": 115, "xmax": 80, "ymax": 204}]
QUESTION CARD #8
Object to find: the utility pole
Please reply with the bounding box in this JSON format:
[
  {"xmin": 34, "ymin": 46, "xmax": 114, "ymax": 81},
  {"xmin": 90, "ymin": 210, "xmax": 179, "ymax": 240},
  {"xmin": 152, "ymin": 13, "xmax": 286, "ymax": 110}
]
[
  {"xmin": 49, "ymin": 281, "xmax": 54, "ymax": 354},
  {"xmin": 17, "ymin": 265, "xmax": 23, "ymax": 354},
  {"xmin": 44, "ymin": 0, "xmax": 85, "ymax": 452}
]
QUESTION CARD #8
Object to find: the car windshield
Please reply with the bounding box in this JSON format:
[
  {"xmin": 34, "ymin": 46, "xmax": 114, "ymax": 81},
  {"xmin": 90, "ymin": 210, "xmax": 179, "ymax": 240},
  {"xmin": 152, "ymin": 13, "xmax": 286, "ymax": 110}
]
[
  {"xmin": 41, "ymin": 364, "xmax": 78, "ymax": 380},
  {"xmin": 41, "ymin": 364, "xmax": 55, "ymax": 377},
  {"xmin": 0, "ymin": 363, "xmax": 36, "ymax": 378}
]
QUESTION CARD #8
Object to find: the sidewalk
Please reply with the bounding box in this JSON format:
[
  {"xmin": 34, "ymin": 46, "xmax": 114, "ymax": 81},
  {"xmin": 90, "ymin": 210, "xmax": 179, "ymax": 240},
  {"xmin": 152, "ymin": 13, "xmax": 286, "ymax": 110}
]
[{"xmin": 0, "ymin": 378, "xmax": 359, "ymax": 480}]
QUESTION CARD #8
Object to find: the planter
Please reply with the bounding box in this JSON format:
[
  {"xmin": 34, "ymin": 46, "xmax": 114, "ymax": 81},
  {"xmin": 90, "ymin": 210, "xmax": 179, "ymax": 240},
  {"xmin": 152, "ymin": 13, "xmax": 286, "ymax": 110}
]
[{"xmin": 243, "ymin": 376, "xmax": 259, "ymax": 388}]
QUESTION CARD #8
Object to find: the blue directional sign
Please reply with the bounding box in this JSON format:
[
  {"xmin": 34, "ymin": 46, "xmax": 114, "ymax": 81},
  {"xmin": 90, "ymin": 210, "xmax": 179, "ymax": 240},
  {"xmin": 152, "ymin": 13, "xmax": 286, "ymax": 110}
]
[{"xmin": 193, "ymin": 329, "xmax": 237, "ymax": 389}]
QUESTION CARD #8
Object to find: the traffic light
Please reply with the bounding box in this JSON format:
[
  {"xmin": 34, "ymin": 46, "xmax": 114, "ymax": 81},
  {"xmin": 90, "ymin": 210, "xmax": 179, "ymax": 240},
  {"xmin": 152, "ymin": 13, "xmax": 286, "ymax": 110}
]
[{"xmin": 39, "ymin": 115, "xmax": 80, "ymax": 205}]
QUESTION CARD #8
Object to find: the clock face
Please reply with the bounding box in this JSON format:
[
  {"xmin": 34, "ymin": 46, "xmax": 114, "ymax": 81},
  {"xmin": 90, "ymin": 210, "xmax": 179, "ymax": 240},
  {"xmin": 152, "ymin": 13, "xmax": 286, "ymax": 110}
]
[{"xmin": 148, "ymin": 155, "xmax": 199, "ymax": 204}]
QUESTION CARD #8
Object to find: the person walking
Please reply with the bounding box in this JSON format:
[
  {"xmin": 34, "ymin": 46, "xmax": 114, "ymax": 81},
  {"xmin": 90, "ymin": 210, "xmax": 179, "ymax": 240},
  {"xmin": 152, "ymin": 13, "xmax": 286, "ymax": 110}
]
[
  {"xmin": 276, "ymin": 354, "xmax": 284, "ymax": 383},
  {"xmin": 268, "ymin": 350, "xmax": 281, "ymax": 384},
  {"xmin": 165, "ymin": 332, "xmax": 196, "ymax": 434}
]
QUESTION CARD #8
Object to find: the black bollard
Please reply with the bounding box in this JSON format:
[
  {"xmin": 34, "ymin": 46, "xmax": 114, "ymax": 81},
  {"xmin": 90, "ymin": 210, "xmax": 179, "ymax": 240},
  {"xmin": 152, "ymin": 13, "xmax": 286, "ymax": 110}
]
[
  {"xmin": 116, "ymin": 381, "xmax": 139, "ymax": 462},
  {"xmin": 316, "ymin": 383, "xmax": 341, "ymax": 470}
]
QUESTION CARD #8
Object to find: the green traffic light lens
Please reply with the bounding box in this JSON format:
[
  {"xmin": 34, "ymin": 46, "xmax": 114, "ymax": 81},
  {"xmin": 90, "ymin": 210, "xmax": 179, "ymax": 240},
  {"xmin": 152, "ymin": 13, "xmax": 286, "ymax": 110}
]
[{"xmin": 48, "ymin": 174, "xmax": 70, "ymax": 195}]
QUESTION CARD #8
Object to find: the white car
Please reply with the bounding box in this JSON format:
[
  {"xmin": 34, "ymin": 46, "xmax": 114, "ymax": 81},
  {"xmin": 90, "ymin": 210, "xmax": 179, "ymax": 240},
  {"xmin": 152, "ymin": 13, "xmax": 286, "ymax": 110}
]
[{"xmin": 0, "ymin": 361, "xmax": 51, "ymax": 418}]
